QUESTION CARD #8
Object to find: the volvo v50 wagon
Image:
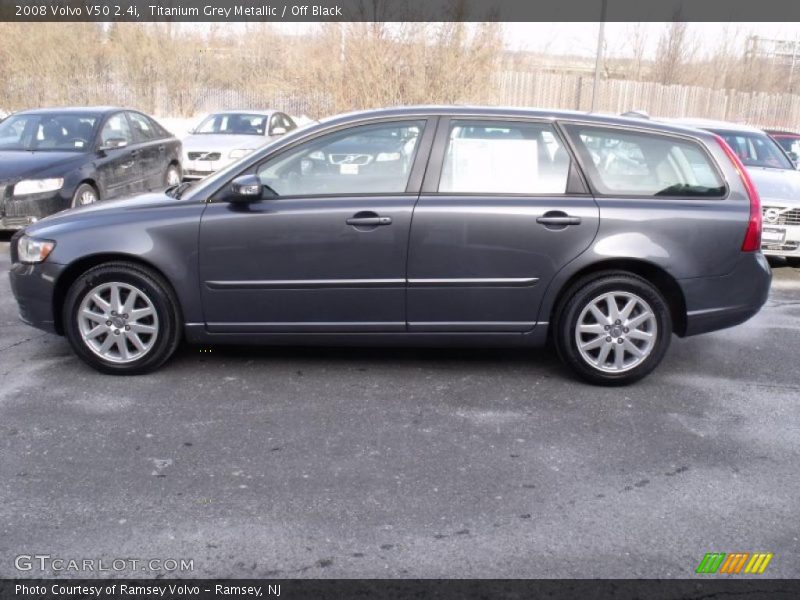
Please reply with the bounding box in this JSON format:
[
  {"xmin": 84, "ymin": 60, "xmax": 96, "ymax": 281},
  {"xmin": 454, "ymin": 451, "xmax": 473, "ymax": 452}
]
[{"xmin": 9, "ymin": 107, "xmax": 771, "ymax": 385}]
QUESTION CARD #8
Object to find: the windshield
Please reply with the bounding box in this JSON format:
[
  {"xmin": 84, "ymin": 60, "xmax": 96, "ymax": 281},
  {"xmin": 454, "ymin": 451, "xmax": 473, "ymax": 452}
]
[
  {"xmin": 0, "ymin": 113, "xmax": 99, "ymax": 152},
  {"xmin": 194, "ymin": 113, "xmax": 269, "ymax": 136},
  {"xmin": 712, "ymin": 129, "xmax": 794, "ymax": 170}
]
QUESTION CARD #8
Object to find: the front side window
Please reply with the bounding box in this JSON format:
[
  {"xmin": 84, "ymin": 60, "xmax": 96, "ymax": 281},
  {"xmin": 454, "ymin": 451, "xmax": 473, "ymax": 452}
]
[
  {"xmin": 439, "ymin": 120, "xmax": 571, "ymax": 194},
  {"xmin": 564, "ymin": 125, "xmax": 726, "ymax": 197},
  {"xmin": 100, "ymin": 113, "xmax": 134, "ymax": 148},
  {"xmin": 255, "ymin": 120, "xmax": 425, "ymax": 197},
  {"xmin": 711, "ymin": 130, "xmax": 793, "ymax": 170}
]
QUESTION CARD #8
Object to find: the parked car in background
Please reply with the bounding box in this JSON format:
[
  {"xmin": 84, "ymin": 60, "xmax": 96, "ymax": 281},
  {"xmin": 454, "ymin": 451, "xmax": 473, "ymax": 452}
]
[
  {"xmin": 652, "ymin": 118, "xmax": 800, "ymax": 266},
  {"xmin": 765, "ymin": 129, "xmax": 800, "ymax": 167},
  {"xmin": 182, "ymin": 110, "xmax": 296, "ymax": 180},
  {"xmin": 0, "ymin": 107, "xmax": 181, "ymax": 230},
  {"xmin": 9, "ymin": 107, "xmax": 770, "ymax": 384}
]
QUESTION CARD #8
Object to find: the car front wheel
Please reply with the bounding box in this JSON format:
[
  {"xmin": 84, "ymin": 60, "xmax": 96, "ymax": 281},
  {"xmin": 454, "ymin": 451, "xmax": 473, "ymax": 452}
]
[
  {"xmin": 63, "ymin": 262, "xmax": 182, "ymax": 375},
  {"xmin": 555, "ymin": 272, "xmax": 672, "ymax": 385},
  {"xmin": 71, "ymin": 183, "xmax": 98, "ymax": 208}
]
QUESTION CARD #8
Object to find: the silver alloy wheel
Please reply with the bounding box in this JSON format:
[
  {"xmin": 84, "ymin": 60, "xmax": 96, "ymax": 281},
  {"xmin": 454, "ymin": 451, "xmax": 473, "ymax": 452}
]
[
  {"xmin": 574, "ymin": 291, "xmax": 657, "ymax": 373},
  {"xmin": 77, "ymin": 282, "xmax": 159, "ymax": 364},
  {"xmin": 76, "ymin": 189, "xmax": 97, "ymax": 206},
  {"xmin": 166, "ymin": 166, "xmax": 181, "ymax": 186}
]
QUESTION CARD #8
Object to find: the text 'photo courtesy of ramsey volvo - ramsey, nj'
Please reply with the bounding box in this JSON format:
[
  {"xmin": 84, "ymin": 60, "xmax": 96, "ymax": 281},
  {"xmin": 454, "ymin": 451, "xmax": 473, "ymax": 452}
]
[
  {"xmin": 0, "ymin": 107, "xmax": 182, "ymax": 229},
  {"xmin": 9, "ymin": 107, "xmax": 770, "ymax": 385}
]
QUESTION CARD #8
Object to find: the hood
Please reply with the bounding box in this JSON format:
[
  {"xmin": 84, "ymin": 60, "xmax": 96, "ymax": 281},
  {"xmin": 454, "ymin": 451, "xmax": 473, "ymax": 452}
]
[
  {"xmin": 26, "ymin": 192, "xmax": 180, "ymax": 235},
  {"xmin": 0, "ymin": 150, "xmax": 85, "ymax": 181},
  {"xmin": 182, "ymin": 134, "xmax": 271, "ymax": 153},
  {"xmin": 747, "ymin": 167, "xmax": 800, "ymax": 207}
]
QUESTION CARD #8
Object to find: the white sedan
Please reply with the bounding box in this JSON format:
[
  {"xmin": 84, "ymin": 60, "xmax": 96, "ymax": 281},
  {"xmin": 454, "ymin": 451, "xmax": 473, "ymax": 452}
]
[{"xmin": 182, "ymin": 110, "xmax": 297, "ymax": 180}]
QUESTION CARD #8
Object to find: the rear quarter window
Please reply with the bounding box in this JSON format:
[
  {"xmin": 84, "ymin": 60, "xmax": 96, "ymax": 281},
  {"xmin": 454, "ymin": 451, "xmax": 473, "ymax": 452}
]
[{"xmin": 563, "ymin": 124, "xmax": 726, "ymax": 198}]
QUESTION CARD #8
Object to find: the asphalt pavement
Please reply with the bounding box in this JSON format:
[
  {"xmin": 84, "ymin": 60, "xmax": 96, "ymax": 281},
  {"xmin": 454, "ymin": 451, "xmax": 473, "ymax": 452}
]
[{"xmin": 1, "ymin": 235, "xmax": 799, "ymax": 578}]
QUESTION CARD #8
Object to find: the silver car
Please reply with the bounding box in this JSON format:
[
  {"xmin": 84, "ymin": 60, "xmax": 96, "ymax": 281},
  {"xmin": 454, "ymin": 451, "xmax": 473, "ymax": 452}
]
[
  {"xmin": 182, "ymin": 110, "xmax": 296, "ymax": 180},
  {"xmin": 660, "ymin": 118, "xmax": 800, "ymax": 266}
]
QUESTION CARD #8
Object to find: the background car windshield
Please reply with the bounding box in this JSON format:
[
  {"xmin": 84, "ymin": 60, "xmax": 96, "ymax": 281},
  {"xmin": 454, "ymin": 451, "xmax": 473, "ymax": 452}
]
[
  {"xmin": 0, "ymin": 113, "xmax": 98, "ymax": 151},
  {"xmin": 195, "ymin": 113, "xmax": 269, "ymax": 135},
  {"xmin": 713, "ymin": 130, "xmax": 793, "ymax": 170}
]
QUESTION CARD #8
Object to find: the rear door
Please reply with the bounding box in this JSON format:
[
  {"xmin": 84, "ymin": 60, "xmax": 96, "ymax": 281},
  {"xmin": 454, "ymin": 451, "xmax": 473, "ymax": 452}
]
[
  {"xmin": 407, "ymin": 117, "xmax": 599, "ymax": 332},
  {"xmin": 127, "ymin": 111, "xmax": 164, "ymax": 190}
]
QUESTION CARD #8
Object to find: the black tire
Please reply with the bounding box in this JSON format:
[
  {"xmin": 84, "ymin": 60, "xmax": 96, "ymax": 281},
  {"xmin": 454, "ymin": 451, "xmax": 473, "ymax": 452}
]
[
  {"xmin": 63, "ymin": 262, "xmax": 182, "ymax": 375},
  {"xmin": 554, "ymin": 271, "xmax": 672, "ymax": 386},
  {"xmin": 71, "ymin": 183, "xmax": 99, "ymax": 208},
  {"xmin": 787, "ymin": 257, "xmax": 800, "ymax": 268},
  {"xmin": 164, "ymin": 163, "xmax": 182, "ymax": 188}
]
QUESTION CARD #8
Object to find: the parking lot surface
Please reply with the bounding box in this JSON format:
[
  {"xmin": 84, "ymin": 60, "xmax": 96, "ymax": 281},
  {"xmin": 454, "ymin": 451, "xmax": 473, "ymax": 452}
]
[{"xmin": 1, "ymin": 235, "xmax": 799, "ymax": 578}]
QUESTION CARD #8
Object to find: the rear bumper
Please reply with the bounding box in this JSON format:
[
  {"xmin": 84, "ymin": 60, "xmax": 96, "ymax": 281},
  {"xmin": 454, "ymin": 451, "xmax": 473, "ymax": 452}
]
[
  {"xmin": 679, "ymin": 252, "xmax": 772, "ymax": 337},
  {"xmin": 8, "ymin": 259, "xmax": 65, "ymax": 335}
]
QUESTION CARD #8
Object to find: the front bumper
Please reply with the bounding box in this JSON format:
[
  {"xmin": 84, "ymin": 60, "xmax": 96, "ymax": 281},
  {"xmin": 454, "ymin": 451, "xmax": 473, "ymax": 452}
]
[
  {"xmin": 679, "ymin": 251, "xmax": 772, "ymax": 337},
  {"xmin": 1, "ymin": 187, "xmax": 70, "ymax": 230},
  {"xmin": 8, "ymin": 254, "xmax": 65, "ymax": 335},
  {"xmin": 760, "ymin": 205, "xmax": 800, "ymax": 257},
  {"xmin": 182, "ymin": 156, "xmax": 237, "ymax": 180}
]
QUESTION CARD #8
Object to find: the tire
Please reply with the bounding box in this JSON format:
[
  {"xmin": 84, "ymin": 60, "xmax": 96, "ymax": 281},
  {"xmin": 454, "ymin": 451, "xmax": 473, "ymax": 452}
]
[
  {"xmin": 554, "ymin": 271, "xmax": 672, "ymax": 386},
  {"xmin": 787, "ymin": 257, "xmax": 800, "ymax": 268},
  {"xmin": 164, "ymin": 163, "xmax": 182, "ymax": 187},
  {"xmin": 71, "ymin": 183, "xmax": 98, "ymax": 208},
  {"xmin": 63, "ymin": 262, "xmax": 182, "ymax": 375}
]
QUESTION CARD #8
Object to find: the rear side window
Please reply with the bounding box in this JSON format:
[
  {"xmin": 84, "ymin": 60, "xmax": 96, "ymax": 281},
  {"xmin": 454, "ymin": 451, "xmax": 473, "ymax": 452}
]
[
  {"xmin": 563, "ymin": 125, "xmax": 725, "ymax": 197},
  {"xmin": 439, "ymin": 120, "xmax": 571, "ymax": 194}
]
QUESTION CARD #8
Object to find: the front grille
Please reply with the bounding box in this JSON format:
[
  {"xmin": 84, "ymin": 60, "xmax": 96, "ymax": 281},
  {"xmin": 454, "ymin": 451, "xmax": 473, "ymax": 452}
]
[
  {"xmin": 188, "ymin": 152, "xmax": 221, "ymax": 161},
  {"xmin": 329, "ymin": 153, "xmax": 372, "ymax": 165},
  {"xmin": 762, "ymin": 206, "xmax": 800, "ymax": 226}
]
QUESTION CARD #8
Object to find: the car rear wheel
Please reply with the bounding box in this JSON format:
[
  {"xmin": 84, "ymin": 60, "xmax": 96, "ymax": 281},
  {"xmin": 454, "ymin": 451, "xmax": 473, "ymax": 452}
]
[
  {"xmin": 164, "ymin": 164, "xmax": 182, "ymax": 187},
  {"xmin": 71, "ymin": 183, "xmax": 98, "ymax": 208},
  {"xmin": 63, "ymin": 262, "xmax": 182, "ymax": 375},
  {"xmin": 554, "ymin": 272, "xmax": 672, "ymax": 385}
]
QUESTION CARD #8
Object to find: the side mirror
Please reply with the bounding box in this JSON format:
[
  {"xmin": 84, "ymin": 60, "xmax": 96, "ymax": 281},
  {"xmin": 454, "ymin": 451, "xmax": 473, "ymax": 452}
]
[
  {"xmin": 228, "ymin": 174, "xmax": 263, "ymax": 202},
  {"xmin": 270, "ymin": 126, "xmax": 287, "ymax": 136},
  {"xmin": 99, "ymin": 137, "xmax": 128, "ymax": 150}
]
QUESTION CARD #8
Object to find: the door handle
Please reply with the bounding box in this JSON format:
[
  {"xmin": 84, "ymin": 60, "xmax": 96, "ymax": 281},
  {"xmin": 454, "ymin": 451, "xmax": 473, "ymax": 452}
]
[
  {"xmin": 158, "ymin": 145, "xmax": 165, "ymax": 152},
  {"xmin": 537, "ymin": 212, "xmax": 581, "ymax": 227},
  {"xmin": 346, "ymin": 215, "xmax": 392, "ymax": 227}
]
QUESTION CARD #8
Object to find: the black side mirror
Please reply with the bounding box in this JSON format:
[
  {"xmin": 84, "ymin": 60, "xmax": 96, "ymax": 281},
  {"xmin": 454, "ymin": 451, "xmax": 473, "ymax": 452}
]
[{"xmin": 228, "ymin": 174, "xmax": 264, "ymax": 202}]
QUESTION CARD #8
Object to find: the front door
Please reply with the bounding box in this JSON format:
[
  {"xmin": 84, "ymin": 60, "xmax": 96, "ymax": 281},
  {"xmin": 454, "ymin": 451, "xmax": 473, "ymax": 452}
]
[
  {"xmin": 407, "ymin": 117, "xmax": 600, "ymax": 332},
  {"xmin": 95, "ymin": 112, "xmax": 141, "ymax": 199},
  {"xmin": 198, "ymin": 118, "xmax": 434, "ymax": 333}
]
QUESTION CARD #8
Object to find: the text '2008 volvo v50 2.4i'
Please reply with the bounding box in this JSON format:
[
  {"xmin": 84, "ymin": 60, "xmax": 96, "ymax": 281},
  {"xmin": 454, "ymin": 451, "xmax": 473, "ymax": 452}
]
[{"xmin": 9, "ymin": 107, "xmax": 771, "ymax": 385}]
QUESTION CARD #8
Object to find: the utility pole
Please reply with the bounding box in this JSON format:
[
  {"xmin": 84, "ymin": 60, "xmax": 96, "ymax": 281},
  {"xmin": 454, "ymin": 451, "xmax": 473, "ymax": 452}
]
[{"xmin": 591, "ymin": 0, "xmax": 608, "ymax": 112}]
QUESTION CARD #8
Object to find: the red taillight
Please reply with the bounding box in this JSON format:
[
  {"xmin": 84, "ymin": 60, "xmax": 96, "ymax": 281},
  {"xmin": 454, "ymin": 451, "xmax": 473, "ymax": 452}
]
[{"xmin": 714, "ymin": 134, "xmax": 762, "ymax": 252}]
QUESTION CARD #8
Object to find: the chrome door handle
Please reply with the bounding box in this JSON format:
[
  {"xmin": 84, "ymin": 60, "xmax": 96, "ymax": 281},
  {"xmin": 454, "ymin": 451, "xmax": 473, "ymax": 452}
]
[
  {"xmin": 346, "ymin": 216, "xmax": 392, "ymax": 226},
  {"xmin": 536, "ymin": 216, "xmax": 581, "ymax": 226}
]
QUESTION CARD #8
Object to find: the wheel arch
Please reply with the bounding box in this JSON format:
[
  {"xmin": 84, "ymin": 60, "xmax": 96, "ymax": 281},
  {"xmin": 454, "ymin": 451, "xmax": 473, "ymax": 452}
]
[
  {"xmin": 548, "ymin": 258, "xmax": 687, "ymax": 337},
  {"xmin": 52, "ymin": 253, "xmax": 181, "ymax": 335}
]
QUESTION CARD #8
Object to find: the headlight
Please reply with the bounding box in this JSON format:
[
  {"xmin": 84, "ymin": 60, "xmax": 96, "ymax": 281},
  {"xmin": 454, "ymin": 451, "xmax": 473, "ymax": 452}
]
[
  {"xmin": 14, "ymin": 178, "xmax": 64, "ymax": 196},
  {"xmin": 17, "ymin": 235, "xmax": 56, "ymax": 263},
  {"xmin": 376, "ymin": 152, "xmax": 401, "ymax": 162},
  {"xmin": 229, "ymin": 149, "xmax": 254, "ymax": 159}
]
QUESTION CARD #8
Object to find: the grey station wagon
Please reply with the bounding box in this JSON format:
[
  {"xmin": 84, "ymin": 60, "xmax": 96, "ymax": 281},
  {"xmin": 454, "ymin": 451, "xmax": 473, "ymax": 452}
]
[{"xmin": 8, "ymin": 107, "xmax": 771, "ymax": 384}]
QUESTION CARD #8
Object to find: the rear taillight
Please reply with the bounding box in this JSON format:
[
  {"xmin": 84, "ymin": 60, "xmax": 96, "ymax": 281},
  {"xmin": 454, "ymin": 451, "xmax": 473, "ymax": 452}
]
[{"xmin": 714, "ymin": 134, "xmax": 762, "ymax": 252}]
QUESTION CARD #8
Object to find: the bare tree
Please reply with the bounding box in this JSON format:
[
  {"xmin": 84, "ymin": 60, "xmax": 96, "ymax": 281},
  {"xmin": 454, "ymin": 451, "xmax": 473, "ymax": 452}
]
[{"xmin": 652, "ymin": 21, "xmax": 697, "ymax": 85}]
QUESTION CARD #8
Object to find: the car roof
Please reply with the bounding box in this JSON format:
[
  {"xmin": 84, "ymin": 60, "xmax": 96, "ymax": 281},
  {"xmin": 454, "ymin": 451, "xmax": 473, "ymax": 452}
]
[
  {"xmin": 12, "ymin": 106, "xmax": 129, "ymax": 116},
  {"xmin": 314, "ymin": 105, "xmax": 720, "ymax": 139},
  {"xmin": 765, "ymin": 129, "xmax": 800, "ymax": 136},
  {"xmin": 664, "ymin": 117, "xmax": 766, "ymax": 134},
  {"xmin": 206, "ymin": 109, "xmax": 280, "ymax": 117}
]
